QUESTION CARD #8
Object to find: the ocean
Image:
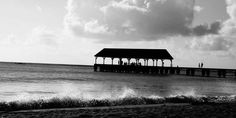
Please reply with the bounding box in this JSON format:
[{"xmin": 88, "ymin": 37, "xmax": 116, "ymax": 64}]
[{"xmin": 0, "ymin": 62, "xmax": 236, "ymax": 102}]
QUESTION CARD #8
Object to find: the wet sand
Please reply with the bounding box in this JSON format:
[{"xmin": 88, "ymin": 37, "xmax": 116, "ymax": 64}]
[{"xmin": 1, "ymin": 103, "xmax": 236, "ymax": 118}]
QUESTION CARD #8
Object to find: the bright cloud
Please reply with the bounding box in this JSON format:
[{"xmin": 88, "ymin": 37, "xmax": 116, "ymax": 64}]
[
  {"xmin": 221, "ymin": 0, "xmax": 236, "ymax": 36},
  {"xmin": 36, "ymin": 5, "xmax": 43, "ymax": 13},
  {"xmin": 64, "ymin": 0, "xmax": 227, "ymax": 42},
  {"xmin": 65, "ymin": 0, "xmax": 196, "ymax": 41},
  {"xmin": 64, "ymin": 0, "xmax": 234, "ymax": 53},
  {"xmin": 194, "ymin": 5, "xmax": 203, "ymax": 12}
]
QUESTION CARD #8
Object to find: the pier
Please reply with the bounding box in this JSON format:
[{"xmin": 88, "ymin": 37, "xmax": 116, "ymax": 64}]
[{"xmin": 94, "ymin": 48, "xmax": 236, "ymax": 78}]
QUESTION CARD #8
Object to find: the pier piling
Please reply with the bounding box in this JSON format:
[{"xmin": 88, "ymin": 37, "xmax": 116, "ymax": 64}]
[
  {"xmin": 201, "ymin": 69, "xmax": 205, "ymax": 77},
  {"xmin": 176, "ymin": 68, "xmax": 180, "ymax": 75},
  {"xmin": 160, "ymin": 68, "xmax": 164, "ymax": 75},
  {"xmin": 170, "ymin": 68, "xmax": 175, "ymax": 74},
  {"xmin": 222, "ymin": 70, "xmax": 226, "ymax": 78},
  {"xmin": 186, "ymin": 69, "xmax": 190, "ymax": 76},
  {"xmin": 190, "ymin": 69, "xmax": 195, "ymax": 76},
  {"xmin": 165, "ymin": 68, "xmax": 169, "ymax": 74},
  {"xmin": 218, "ymin": 70, "xmax": 222, "ymax": 78},
  {"xmin": 206, "ymin": 70, "xmax": 210, "ymax": 77}
]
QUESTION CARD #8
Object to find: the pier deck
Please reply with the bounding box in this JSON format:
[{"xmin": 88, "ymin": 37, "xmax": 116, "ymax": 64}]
[{"xmin": 94, "ymin": 64, "xmax": 236, "ymax": 78}]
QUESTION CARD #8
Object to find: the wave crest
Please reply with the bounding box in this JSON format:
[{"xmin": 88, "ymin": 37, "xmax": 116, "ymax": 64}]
[{"xmin": 1, "ymin": 95, "xmax": 236, "ymax": 111}]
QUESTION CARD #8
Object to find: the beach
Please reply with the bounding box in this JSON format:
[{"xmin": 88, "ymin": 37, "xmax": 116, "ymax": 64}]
[{"xmin": 1, "ymin": 103, "xmax": 236, "ymax": 118}]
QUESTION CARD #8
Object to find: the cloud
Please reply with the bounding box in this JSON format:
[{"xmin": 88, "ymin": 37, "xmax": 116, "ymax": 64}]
[
  {"xmin": 29, "ymin": 26, "xmax": 58, "ymax": 46},
  {"xmin": 65, "ymin": 0, "xmax": 226, "ymax": 42},
  {"xmin": 189, "ymin": 35, "xmax": 233, "ymax": 51},
  {"xmin": 194, "ymin": 5, "xmax": 203, "ymax": 12},
  {"xmin": 187, "ymin": 0, "xmax": 236, "ymax": 52},
  {"xmin": 0, "ymin": 26, "xmax": 58, "ymax": 47},
  {"xmin": 192, "ymin": 21, "xmax": 222, "ymax": 36},
  {"xmin": 0, "ymin": 34, "xmax": 18, "ymax": 46},
  {"xmin": 64, "ymin": 0, "xmax": 234, "ymax": 53},
  {"xmin": 64, "ymin": 0, "xmax": 197, "ymax": 41},
  {"xmin": 36, "ymin": 5, "xmax": 43, "ymax": 13},
  {"xmin": 221, "ymin": 0, "xmax": 236, "ymax": 36}
]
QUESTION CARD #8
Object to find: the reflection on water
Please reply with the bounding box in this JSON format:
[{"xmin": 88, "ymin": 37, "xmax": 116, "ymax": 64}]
[{"xmin": 0, "ymin": 62, "xmax": 236, "ymax": 102}]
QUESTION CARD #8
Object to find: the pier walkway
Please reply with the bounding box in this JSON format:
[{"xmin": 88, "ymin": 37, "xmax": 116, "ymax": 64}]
[{"xmin": 94, "ymin": 64, "xmax": 236, "ymax": 78}]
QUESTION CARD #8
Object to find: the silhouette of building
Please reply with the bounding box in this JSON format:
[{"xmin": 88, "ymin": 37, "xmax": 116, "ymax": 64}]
[
  {"xmin": 94, "ymin": 48, "xmax": 173, "ymax": 67},
  {"xmin": 93, "ymin": 48, "xmax": 236, "ymax": 78}
]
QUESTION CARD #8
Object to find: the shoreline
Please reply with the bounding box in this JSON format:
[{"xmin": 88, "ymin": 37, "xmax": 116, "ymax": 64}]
[
  {"xmin": 1, "ymin": 103, "xmax": 236, "ymax": 118},
  {"xmin": 0, "ymin": 61, "xmax": 93, "ymax": 67},
  {"xmin": 9, "ymin": 103, "xmax": 190, "ymax": 113}
]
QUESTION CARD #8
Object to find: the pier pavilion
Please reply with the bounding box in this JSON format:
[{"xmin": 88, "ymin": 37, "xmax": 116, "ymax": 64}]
[
  {"xmin": 94, "ymin": 48, "xmax": 173, "ymax": 67},
  {"xmin": 94, "ymin": 48, "xmax": 175, "ymax": 74}
]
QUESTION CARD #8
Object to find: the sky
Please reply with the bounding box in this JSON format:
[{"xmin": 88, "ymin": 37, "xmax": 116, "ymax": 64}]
[{"xmin": 0, "ymin": 0, "xmax": 235, "ymax": 68}]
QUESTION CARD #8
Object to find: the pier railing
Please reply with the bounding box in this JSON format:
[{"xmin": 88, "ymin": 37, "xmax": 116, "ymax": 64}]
[{"xmin": 94, "ymin": 64, "xmax": 236, "ymax": 78}]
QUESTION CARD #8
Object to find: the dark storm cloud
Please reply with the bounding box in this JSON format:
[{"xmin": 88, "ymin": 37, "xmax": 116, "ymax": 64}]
[{"xmin": 192, "ymin": 21, "xmax": 222, "ymax": 36}]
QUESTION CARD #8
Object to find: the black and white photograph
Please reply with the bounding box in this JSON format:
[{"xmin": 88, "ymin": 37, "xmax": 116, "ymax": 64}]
[{"xmin": 0, "ymin": 0, "xmax": 236, "ymax": 117}]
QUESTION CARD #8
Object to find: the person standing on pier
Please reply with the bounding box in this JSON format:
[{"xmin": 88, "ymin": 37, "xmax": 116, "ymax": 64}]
[{"xmin": 201, "ymin": 62, "xmax": 203, "ymax": 68}]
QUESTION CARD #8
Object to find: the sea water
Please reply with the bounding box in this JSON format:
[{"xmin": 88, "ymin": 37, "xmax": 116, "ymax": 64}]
[{"xmin": 0, "ymin": 62, "xmax": 236, "ymax": 102}]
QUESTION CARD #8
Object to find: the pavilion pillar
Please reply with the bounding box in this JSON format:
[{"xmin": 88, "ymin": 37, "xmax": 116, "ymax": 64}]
[
  {"xmin": 128, "ymin": 58, "xmax": 131, "ymax": 65},
  {"xmin": 161, "ymin": 59, "xmax": 164, "ymax": 67},
  {"xmin": 153, "ymin": 59, "xmax": 155, "ymax": 66},
  {"xmin": 111, "ymin": 58, "xmax": 114, "ymax": 65},
  {"xmin": 103, "ymin": 57, "xmax": 106, "ymax": 64},
  {"xmin": 95, "ymin": 57, "xmax": 98, "ymax": 64},
  {"xmin": 170, "ymin": 59, "xmax": 173, "ymax": 67},
  {"xmin": 156, "ymin": 59, "xmax": 158, "ymax": 66},
  {"xmin": 135, "ymin": 58, "xmax": 138, "ymax": 66},
  {"xmin": 119, "ymin": 58, "xmax": 122, "ymax": 65}
]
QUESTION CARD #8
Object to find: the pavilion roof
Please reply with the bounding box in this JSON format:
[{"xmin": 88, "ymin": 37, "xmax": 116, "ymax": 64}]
[{"xmin": 95, "ymin": 48, "xmax": 173, "ymax": 60}]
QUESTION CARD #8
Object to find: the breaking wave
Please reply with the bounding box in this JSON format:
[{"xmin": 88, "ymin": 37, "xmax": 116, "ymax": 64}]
[
  {"xmin": 1, "ymin": 95, "xmax": 236, "ymax": 111},
  {"xmin": 1, "ymin": 87, "xmax": 236, "ymax": 111},
  {"xmin": 0, "ymin": 86, "xmax": 200, "ymax": 102}
]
